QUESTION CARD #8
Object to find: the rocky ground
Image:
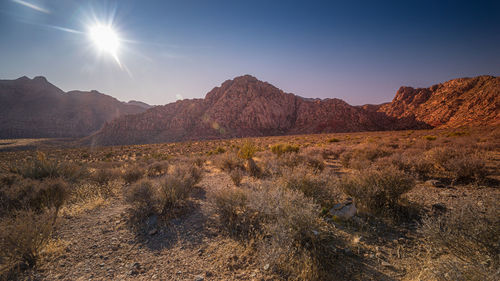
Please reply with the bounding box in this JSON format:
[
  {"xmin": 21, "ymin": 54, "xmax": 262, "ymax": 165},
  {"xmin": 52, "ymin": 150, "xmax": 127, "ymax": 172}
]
[{"xmin": 16, "ymin": 157, "xmax": 498, "ymax": 281}]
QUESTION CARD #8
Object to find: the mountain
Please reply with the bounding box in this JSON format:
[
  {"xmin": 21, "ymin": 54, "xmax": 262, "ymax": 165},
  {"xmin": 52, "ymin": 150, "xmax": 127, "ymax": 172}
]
[
  {"xmin": 0, "ymin": 76, "xmax": 150, "ymax": 138},
  {"xmin": 379, "ymin": 75, "xmax": 500, "ymax": 128},
  {"xmin": 91, "ymin": 74, "xmax": 499, "ymax": 146}
]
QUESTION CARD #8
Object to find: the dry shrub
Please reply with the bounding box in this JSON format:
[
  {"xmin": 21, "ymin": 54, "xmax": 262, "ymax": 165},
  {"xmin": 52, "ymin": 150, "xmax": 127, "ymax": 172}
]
[
  {"xmin": 91, "ymin": 168, "xmax": 120, "ymax": 185},
  {"xmin": 377, "ymin": 151, "xmax": 434, "ymax": 180},
  {"xmin": 0, "ymin": 210, "xmax": 55, "ymax": 278},
  {"xmin": 124, "ymin": 179, "xmax": 159, "ymax": 217},
  {"xmin": 340, "ymin": 165, "xmax": 415, "ymax": 218},
  {"xmin": 277, "ymin": 153, "xmax": 304, "ymax": 169},
  {"xmin": 209, "ymin": 184, "xmax": 341, "ymax": 280},
  {"xmin": 245, "ymin": 158, "xmax": 261, "ymax": 178},
  {"xmin": 10, "ymin": 152, "xmax": 88, "ymax": 182},
  {"xmin": 214, "ymin": 153, "xmax": 245, "ymax": 172},
  {"xmin": 209, "ymin": 187, "xmax": 254, "ymax": 237},
  {"xmin": 425, "ymin": 147, "xmax": 488, "ymax": 184},
  {"xmin": 419, "ymin": 201, "xmax": 499, "ymax": 281},
  {"xmin": 237, "ymin": 142, "xmax": 257, "ymax": 160},
  {"xmin": 0, "ymin": 178, "xmax": 70, "ymax": 217},
  {"xmin": 339, "ymin": 144, "xmax": 391, "ymax": 169},
  {"xmin": 229, "ymin": 169, "xmax": 243, "ymax": 186},
  {"xmin": 280, "ymin": 165, "xmax": 340, "ymax": 208},
  {"xmin": 159, "ymin": 163, "xmax": 202, "ymax": 214},
  {"xmin": 122, "ymin": 165, "xmax": 144, "ymax": 184},
  {"xmin": 146, "ymin": 161, "xmax": 169, "ymax": 177},
  {"xmin": 270, "ymin": 143, "xmax": 300, "ymax": 157}
]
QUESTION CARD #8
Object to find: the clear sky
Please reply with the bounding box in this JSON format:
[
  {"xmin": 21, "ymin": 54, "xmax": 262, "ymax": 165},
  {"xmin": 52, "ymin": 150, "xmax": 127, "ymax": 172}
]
[{"xmin": 0, "ymin": 0, "xmax": 499, "ymax": 105}]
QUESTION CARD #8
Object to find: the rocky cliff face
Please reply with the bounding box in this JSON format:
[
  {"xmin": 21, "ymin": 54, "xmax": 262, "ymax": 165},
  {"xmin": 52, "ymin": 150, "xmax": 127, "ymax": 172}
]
[
  {"xmin": 91, "ymin": 74, "xmax": 500, "ymax": 146},
  {"xmin": 379, "ymin": 75, "xmax": 499, "ymax": 128},
  {"xmin": 0, "ymin": 76, "xmax": 150, "ymax": 138}
]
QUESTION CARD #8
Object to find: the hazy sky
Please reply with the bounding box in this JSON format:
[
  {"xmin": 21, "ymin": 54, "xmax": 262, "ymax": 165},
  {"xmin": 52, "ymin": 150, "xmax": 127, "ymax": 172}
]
[{"xmin": 0, "ymin": 0, "xmax": 499, "ymax": 105}]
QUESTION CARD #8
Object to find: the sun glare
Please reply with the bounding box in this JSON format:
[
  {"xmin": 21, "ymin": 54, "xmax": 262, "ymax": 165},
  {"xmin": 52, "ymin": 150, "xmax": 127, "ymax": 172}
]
[{"xmin": 88, "ymin": 23, "xmax": 121, "ymax": 65}]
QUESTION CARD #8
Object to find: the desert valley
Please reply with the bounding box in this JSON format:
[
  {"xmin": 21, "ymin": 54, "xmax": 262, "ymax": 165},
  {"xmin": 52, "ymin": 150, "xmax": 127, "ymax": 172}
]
[
  {"xmin": 0, "ymin": 74, "xmax": 499, "ymax": 280},
  {"xmin": 1, "ymin": 0, "xmax": 499, "ymax": 280}
]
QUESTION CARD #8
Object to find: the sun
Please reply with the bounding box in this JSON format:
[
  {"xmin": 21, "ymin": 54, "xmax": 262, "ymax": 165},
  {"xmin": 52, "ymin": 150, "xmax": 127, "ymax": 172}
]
[{"xmin": 88, "ymin": 23, "xmax": 121, "ymax": 64}]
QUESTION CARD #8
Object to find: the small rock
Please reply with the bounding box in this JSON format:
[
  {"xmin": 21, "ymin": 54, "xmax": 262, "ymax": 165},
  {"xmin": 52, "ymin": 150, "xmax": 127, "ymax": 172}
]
[
  {"xmin": 329, "ymin": 201, "xmax": 357, "ymax": 220},
  {"xmin": 381, "ymin": 261, "xmax": 391, "ymax": 267},
  {"xmin": 148, "ymin": 228, "xmax": 158, "ymax": 235},
  {"xmin": 426, "ymin": 179, "xmax": 445, "ymax": 188},
  {"xmin": 194, "ymin": 275, "xmax": 204, "ymax": 281},
  {"xmin": 263, "ymin": 264, "xmax": 270, "ymax": 271}
]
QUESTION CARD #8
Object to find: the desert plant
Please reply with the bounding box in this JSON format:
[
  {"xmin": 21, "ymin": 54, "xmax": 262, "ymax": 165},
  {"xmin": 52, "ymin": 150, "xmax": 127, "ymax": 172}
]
[
  {"xmin": 0, "ymin": 210, "xmax": 55, "ymax": 278},
  {"xmin": 209, "ymin": 184, "xmax": 341, "ymax": 280},
  {"xmin": 419, "ymin": 201, "xmax": 499, "ymax": 281},
  {"xmin": 9, "ymin": 152, "xmax": 88, "ymax": 182},
  {"xmin": 209, "ymin": 187, "xmax": 254, "ymax": 237},
  {"xmin": 270, "ymin": 143, "xmax": 300, "ymax": 157},
  {"xmin": 91, "ymin": 168, "xmax": 120, "ymax": 185},
  {"xmin": 124, "ymin": 179, "xmax": 159, "ymax": 217},
  {"xmin": 280, "ymin": 165, "xmax": 340, "ymax": 207},
  {"xmin": 328, "ymin": 137, "xmax": 340, "ymax": 143},
  {"xmin": 0, "ymin": 178, "xmax": 69, "ymax": 218},
  {"xmin": 340, "ymin": 165, "xmax": 415, "ymax": 218},
  {"xmin": 339, "ymin": 144, "xmax": 391, "ymax": 169},
  {"xmin": 159, "ymin": 163, "xmax": 202, "ymax": 213},
  {"xmin": 423, "ymin": 135, "xmax": 437, "ymax": 141},
  {"xmin": 229, "ymin": 169, "xmax": 243, "ymax": 186},
  {"xmin": 214, "ymin": 153, "xmax": 245, "ymax": 172},
  {"xmin": 122, "ymin": 166, "xmax": 145, "ymax": 184},
  {"xmin": 237, "ymin": 142, "xmax": 257, "ymax": 160},
  {"xmin": 146, "ymin": 161, "xmax": 169, "ymax": 177}
]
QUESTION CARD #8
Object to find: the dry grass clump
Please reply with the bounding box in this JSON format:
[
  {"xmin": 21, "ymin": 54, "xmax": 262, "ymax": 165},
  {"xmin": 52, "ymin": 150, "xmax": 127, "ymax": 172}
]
[
  {"xmin": 146, "ymin": 161, "xmax": 169, "ymax": 177},
  {"xmin": 9, "ymin": 152, "xmax": 88, "ymax": 182},
  {"xmin": 122, "ymin": 165, "xmax": 145, "ymax": 184},
  {"xmin": 270, "ymin": 143, "xmax": 300, "ymax": 157},
  {"xmin": 0, "ymin": 210, "xmax": 55, "ymax": 278},
  {"xmin": 419, "ymin": 201, "xmax": 499, "ymax": 281},
  {"xmin": 160, "ymin": 163, "xmax": 203, "ymax": 213},
  {"xmin": 229, "ymin": 169, "xmax": 243, "ymax": 186},
  {"xmin": 237, "ymin": 141, "xmax": 258, "ymax": 160},
  {"xmin": 125, "ymin": 162, "xmax": 203, "ymax": 221},
  {"xmin": 339, "ymin": 144, "xmax": 391, "ymax": 169},
  {"xmin": 90, "ymin": 168, "xmax": 121, "ymax": 185},
  {"xmin": 209, "ymin": 184, "xmax": 340, "ymax": 280},
  {"xmin": 425, "ymin": 147, "xmax": 488, "ymax": 184},
  {"xmin": 124, "ymin": 179, "xmax": 159, "ymax": 218},
  {"xmin": 377, "ymin": 151, "xmax": 434, "ymax": 180},
  {"xmin": 340, "ymin": 165, "xmax": 415, "ymax": 218},
  {"xmin": 0, "ymin": 177, "xmax": 70, "ymax": 218},
  {"xmin": 214, "ymin": 153, "xmax": 244, "ymax": 172},
  {"xmin": 280, "ymin": 165, "xmax": 340, "ymax": 208}
]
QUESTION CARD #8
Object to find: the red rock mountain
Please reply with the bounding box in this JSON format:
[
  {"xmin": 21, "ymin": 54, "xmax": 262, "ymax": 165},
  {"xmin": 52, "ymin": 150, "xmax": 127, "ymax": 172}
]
[
  {"xmin": 89, "ymin": 74, "xmax": 499, "ymax": 146},
  {"xmin": 379, "ymin": 75, "xmax": 499, "ymax": 128},
  {"xmin": 0, "ymin": 76, "xmax": 150, "ymax": 138}
]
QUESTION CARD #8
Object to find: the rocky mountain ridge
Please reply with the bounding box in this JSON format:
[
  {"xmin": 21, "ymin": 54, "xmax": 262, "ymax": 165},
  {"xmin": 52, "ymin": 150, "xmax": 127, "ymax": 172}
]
[
  {"xmin": 88, "ymin": 74, "xmax": 498, "ymax": 145},
  {"xmin": 0, "ymin": 76, "xmax": 150, "ymax": 138}
]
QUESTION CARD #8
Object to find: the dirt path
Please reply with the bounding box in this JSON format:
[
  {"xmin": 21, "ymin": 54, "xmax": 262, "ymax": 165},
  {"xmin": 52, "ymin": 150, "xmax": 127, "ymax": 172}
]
[{"xmin": 26, "ymin": 167, "xmax": 268, "ymax": 281}]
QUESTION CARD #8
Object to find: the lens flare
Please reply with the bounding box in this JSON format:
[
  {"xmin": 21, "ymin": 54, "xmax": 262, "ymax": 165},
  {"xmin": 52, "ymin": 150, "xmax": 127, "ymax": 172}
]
[{"xmin": 88, "ymin": 23, "xmax": 121, "ymax": 65}]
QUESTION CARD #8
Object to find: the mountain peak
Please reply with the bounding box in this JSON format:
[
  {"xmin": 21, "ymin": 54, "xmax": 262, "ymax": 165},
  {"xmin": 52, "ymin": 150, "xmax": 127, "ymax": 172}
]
[{"xmin": 33, "ymin": 76, "xmax": 48, "ymax": 83}]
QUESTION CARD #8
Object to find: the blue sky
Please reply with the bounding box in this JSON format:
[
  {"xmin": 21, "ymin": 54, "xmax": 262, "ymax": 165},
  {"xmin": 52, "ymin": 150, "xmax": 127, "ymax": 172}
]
[{"xmin": 0, "ymin": 0, "xmax": 499, "ymax": 105}]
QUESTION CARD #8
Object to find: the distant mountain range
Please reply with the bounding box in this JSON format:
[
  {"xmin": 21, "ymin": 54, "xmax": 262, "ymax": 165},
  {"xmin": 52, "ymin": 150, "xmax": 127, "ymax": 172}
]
[
  {"xmin": 0, "ymin": 76, "xmax": 151, "ymax": 138},
  {"xmin": 88, "ymin": 74, "xmax": 499, "ymax": 145},
  {"xmin": 0, "ymin": 75, "xmax": 498, "ymax": 144}
]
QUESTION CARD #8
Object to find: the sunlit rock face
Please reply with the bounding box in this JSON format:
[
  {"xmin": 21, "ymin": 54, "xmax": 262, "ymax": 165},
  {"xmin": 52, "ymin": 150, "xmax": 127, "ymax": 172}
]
[
  {"xmin": 89, "ymin": 75, "xmax": 499, "ymax": 146},
  {"xmin": 0, "ymin": 76, "xmax": 149, "ymax": 138},
  {"xmin": 379, "ymin": 75, "xmax": 500, "ymax": 128}
]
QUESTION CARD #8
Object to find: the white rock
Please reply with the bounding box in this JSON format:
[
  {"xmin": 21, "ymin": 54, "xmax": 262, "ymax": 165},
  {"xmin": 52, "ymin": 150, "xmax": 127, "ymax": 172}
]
[{"xmin": 329, "ymin": 201, "xmax": 357, "ymax": 220}]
